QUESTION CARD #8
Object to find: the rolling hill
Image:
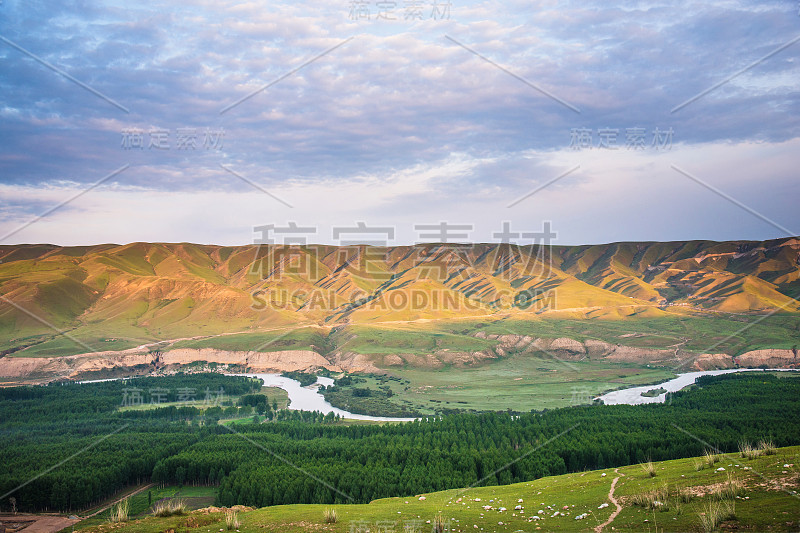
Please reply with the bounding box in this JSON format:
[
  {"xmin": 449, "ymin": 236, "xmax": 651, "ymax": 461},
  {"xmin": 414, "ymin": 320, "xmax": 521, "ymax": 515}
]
[{"xmin": 0, "ymin": 237, "xmax": 798, "ymax": 374}]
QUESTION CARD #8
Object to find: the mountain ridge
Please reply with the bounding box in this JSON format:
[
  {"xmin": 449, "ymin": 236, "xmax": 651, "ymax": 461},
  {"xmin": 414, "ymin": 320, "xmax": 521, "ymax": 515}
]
[{"xmin": 1, "ymin": 237, "xmax": 798, "ymax": 360}]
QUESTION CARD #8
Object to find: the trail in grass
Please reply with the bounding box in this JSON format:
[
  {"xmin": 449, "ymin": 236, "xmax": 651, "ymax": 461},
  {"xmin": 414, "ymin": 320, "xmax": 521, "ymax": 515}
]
[
  {"xmin": 594, "ymin": 468, "xmax": 624, "ymax": 533},
  {"xmin": 82, "ymin": 483, "xmax": 155, "ymax": 518}
]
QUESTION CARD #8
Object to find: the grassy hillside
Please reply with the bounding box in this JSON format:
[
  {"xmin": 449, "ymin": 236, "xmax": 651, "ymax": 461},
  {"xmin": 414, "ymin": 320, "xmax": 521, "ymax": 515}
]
[
  {"xmin": 0, "ymin": 238, "xmax": 798, "ymax": 359},
  {"xmin": 75, "ymin": 445, "xmax": 800, "ymax": 533}
]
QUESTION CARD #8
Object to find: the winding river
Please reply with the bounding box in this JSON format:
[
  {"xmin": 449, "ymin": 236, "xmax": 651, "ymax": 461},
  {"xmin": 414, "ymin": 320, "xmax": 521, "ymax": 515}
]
[
  {"xmin": 83, "ymin": 368, "xmax": 797, "ymax": 419},
  {"xmin": 242, "ymin": 368, "xmax": 798, "ymax": 415},
  {"xmin": 597, "ymin": 368, "xmax": 798, "ymax": 405},
  {"xmin": 228, "ymin": 373, "xmax": 417, "ymax": 422}
]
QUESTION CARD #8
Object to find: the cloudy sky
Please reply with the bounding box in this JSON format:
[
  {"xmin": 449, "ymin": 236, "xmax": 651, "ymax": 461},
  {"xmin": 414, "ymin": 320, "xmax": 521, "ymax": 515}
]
[{"xmin": 0, "ymin": 0, "xmax": 798, "ymax": 246}]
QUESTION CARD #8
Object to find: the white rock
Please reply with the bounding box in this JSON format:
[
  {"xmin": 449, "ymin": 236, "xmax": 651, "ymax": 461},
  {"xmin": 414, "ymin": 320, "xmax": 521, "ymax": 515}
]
[
  {"xmin": 598, "ymin": 503, "xmax": 609, "ymax": 509},
  {"xmin": 515, "ymin": 505, "xmax": 523, "ymax": 510},
  {"xmin": 601, "ymin": 473, "xmax": 607, "ymax": 477},
  {"xmin": 716, "ymin": 467, "xmax": 725, "ymax": 471},
  {"xmin": 419, "ymin": 496, "xmax": 426, "ymax": 500}
]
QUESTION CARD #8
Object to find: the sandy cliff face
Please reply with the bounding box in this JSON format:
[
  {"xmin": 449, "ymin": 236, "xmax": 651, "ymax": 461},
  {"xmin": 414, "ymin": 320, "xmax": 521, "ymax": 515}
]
[
  {"xmin": 735, "ymin": 348, "xmax": 799, "ymax": 368},
  {"xmin": 0, "ymin": 348, "xmax": 341, "ymax": 381},
  {"xmin": 1, "ymin": 339, "xmax": 797, "ymax": 382}
]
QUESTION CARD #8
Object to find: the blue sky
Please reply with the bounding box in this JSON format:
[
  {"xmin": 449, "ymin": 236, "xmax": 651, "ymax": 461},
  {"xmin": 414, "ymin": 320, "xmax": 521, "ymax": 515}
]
[{"xmin": 0, "ymin": 0, "xmax": 798, "ymax": 246}]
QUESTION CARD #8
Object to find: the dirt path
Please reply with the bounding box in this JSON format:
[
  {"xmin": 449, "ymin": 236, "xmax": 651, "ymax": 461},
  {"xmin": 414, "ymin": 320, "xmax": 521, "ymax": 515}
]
[
  {"xmin": 82, "ymin": 483, "xmax": 155, "ymax": 518},
  {"xmin": 0, "ymin": 515, "xmax": 81, "ymax": 533},
  {"xmin": 594, "ymin": 468, "xmax": 624, "ymax": 533}
]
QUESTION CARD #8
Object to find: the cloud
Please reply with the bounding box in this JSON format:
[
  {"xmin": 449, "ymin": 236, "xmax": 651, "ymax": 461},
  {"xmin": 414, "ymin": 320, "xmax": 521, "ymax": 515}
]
[
  {"xmin": 0, "ymin": 0, "xmax": 798, "ymax": 244},
  {"xmin": 0, "ymin": 138, "xmax": 797, "ymax": 246}
]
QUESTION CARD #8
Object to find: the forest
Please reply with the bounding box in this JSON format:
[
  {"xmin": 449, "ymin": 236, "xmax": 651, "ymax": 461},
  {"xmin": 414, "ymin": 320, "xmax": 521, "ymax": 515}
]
[{"xmin": 1, "ymin": 372, "xmax": 798, "ymax": 513}]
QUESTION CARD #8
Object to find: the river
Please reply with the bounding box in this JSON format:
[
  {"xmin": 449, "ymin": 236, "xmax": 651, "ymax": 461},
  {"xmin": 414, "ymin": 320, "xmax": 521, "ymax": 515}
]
[
  {"xmin": 228, "ymin": 373, "xmax": 417, "ymax": 422},
  {"xmin": 82, "ymin": 368, "xmax": 796, "ymax": 416},
  {"xmin": 597, "ymin": 368, "xmax": 798, "ymax": 405}
]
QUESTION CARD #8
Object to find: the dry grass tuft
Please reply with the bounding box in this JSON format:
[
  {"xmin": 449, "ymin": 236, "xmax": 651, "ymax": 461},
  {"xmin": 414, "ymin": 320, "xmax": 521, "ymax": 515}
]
[
  {"xmin": 758, "ymin": 439, "xmax": 776, "ymax": 455},
  {"xmin": 225, "ymin": 509, "xmax": 241, "ymax": 530},
  {"xmin": 109, "ymin": 498, "xmax": 130, "ymax": 523},
  {"xmin": 640, "ymin": 459, "xmax": 657, "ymax": 478},
  {"xmin": 323, "ymin": 508, "xmax": 338, "ymax": 524},
  {"xmin": 152, "ymin": 498, "xmax": 188, "ymax": 517},
  {"xmin": 630, "ymin": 484, "xmax": 670, "ymax": 511},
  {"xmin": 433, "ymin": 513, "xmax": 446, "ymax": 533},
  {"xmin": 714, "ymin": 473, "xmax": 745, "ymax": 501},
  {"xmin": 698, "ymin": 500, "xmax": 736, "ymax": 532},
  {"xmin": 739, "ymin": 440, "xmax": 761, "ymax": 460},
  {"xmin": 703, "ymin": 449, "xmax": 721, "ymax": 468}
]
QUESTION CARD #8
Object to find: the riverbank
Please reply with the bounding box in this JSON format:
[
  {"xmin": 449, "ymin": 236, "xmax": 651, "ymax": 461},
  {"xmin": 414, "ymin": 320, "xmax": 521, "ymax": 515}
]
[
  {"xmin": 597, "ymin": 368, "xmax": 800, "ymax": 405},
  {"xmin": 227, "ymin": 373, "xmax": 417, "ymax": 422}
]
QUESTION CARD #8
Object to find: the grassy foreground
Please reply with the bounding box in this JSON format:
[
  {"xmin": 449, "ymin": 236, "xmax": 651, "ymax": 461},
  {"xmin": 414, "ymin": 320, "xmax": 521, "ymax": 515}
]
[{"xmin": 76, "ymin": 445, "xmax": 800, "ymax": 533}]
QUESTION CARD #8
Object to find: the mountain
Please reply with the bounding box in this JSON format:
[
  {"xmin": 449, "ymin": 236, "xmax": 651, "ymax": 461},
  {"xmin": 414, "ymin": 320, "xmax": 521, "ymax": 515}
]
[{"xmin": 0, "ymin": 237, "xmax": 798, "ymax": 359}]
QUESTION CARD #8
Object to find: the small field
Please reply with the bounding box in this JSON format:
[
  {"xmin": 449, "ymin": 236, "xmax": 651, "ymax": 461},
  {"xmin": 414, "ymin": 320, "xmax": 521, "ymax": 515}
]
[
  {"xmin": 326, "ymin": 354, "xmax": 676, "ymax": 414},
  {"xmin": 117, "ymin": 385, "xmax": 288, "ymax": 414},
  {"xmin": 167, "ymin": 328, "xmax": 322, "ymax": 352},
  {"xmin": 73, "ymin": 445, "xmax": 800, "ymax": 533},
  {"xmin": 79, "ymin": 485, "xmax": 217, "ymax": 528}
]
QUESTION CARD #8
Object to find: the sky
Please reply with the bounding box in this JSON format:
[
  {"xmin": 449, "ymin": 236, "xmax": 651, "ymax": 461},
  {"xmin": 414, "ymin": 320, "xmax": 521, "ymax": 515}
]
[{"xmin": 0, "ymin": 0, "xmax": 798, "ymax": 247}]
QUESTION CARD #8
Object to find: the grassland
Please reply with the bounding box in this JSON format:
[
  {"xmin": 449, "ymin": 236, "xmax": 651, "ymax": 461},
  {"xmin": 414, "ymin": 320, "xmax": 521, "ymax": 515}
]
[
  {"xmin": 326, "ymin": 355, "xmax": 676, "ymax": 414},
  {"xmin": 117, "ymin": 386, "xmax": 289, "ymax": 413},
  {"xmin": 7, "ymin": 311, "xmax": 799, "ymax": 359},
  {"xmin": 81, "ymin": 485, "xmax": 218, "ymax": 526},
  {"xmin": 73, "ymin": 445, "xmax": 800, "ymax": 533},
  {"xmin": 168, "ymin": 329, "xmax": 323, "ymax": 352},
  {"xmin": 437, "ymin": 313, "xmax": 800, "ymax": 355}
]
